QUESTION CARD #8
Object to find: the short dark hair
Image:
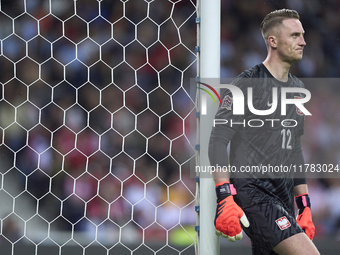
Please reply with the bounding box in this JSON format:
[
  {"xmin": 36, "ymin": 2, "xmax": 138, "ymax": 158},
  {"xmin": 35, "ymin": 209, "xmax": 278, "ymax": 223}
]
[{"xmin": 260, "ymin": 9, "xmax": 300, "ymax": 46}]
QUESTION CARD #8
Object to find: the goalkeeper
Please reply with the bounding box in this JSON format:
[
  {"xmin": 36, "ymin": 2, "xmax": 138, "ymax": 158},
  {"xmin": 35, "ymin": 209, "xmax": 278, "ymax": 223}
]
[{"xmin": 208, "ymin": 9, "xmax": 319, "ymax": 255}]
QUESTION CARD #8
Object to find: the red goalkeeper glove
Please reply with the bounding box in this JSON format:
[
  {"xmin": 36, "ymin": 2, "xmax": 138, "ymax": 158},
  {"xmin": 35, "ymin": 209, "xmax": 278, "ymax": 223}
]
[
  {"xmin": 295, "ymin": 193, "xmax": 315, "ymax": 240},
  {"xmin": 214, "ymin": 182, "xmax": 250, "ymax": 242}
]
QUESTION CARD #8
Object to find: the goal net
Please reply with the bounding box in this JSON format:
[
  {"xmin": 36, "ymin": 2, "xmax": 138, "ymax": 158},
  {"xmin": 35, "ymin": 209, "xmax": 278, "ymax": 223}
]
[{"xmin": 0, "ymin": 0, "xmax": 198, "ymax": 254}]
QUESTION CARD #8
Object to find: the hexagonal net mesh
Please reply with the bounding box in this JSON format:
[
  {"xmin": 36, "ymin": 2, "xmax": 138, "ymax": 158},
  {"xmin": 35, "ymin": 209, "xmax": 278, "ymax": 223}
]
[{"xmin": 0, "ymin": 0, "xmax": 197, "ymax": 254}]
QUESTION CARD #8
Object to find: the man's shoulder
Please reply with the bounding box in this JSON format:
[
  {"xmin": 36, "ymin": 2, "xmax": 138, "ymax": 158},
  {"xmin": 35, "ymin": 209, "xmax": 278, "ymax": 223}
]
[
  {"xmin": 230, "ymin": 64, "xmax": 265, "ymax": 91},
  {"xmin": 235, "ymin": 64, "xmax": 264, "ymax": 79}
]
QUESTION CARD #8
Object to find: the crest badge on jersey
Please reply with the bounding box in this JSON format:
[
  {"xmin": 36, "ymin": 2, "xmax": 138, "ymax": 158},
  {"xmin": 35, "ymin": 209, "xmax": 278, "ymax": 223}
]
[
  {"xmin": 275, "ymin": 216, "xmax": 291, "ymax": 230},
  {"xmin": 221, "ymin": 95, "xmax": 233, "ymax": 110},
  {"xmin": 294, "ymin": 96, "xmax": 304, "ymax": 116}
]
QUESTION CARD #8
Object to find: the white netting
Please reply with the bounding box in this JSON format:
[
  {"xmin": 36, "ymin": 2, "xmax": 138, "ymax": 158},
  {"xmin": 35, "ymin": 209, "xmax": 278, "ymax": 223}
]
[{"xmin": 0, "ymin": 0, "xmax": 197, "ymax": 254}]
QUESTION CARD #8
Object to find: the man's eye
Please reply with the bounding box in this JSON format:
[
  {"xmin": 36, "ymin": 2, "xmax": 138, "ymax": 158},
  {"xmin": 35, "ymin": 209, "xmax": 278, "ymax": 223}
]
[{"xmin": 293, "ymin": 33, "xmax": 303, "ymax": 38}]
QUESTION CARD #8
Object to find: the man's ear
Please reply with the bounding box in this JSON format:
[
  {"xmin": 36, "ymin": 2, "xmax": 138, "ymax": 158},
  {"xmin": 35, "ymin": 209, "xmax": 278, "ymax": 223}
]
[{"xmin": 267, "ymin": 35, "xmax": 277, "ymax": 49}]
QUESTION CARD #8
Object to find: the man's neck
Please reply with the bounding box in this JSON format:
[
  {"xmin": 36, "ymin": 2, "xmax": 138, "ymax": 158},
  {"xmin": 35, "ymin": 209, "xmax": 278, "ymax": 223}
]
[{"xmin": 262, "ymin": 57, "xmax": 291, "ymax": 82}]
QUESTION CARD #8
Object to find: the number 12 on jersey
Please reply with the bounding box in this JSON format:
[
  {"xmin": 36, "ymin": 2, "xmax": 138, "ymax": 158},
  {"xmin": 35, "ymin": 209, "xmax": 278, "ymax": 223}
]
[{"xmin": 281, "ymin": 129, "xmax": 292, "ymax": 150}]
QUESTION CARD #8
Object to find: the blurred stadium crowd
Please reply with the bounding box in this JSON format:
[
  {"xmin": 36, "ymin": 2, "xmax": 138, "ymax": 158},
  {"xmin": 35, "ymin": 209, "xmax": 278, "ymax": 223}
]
[{"xmin": 0, "ymin": 0, "xmax": 339, "ymax": 247}]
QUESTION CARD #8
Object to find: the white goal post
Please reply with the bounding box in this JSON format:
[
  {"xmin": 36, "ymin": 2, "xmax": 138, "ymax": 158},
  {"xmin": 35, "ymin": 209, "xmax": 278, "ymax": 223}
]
[
  {"xmin": 196, "ymin": 0, "xmax": 220, "ymax": 255},
  {"xmin": 0, "ymin": 0, "xmax": 199, "ymax": 255}
]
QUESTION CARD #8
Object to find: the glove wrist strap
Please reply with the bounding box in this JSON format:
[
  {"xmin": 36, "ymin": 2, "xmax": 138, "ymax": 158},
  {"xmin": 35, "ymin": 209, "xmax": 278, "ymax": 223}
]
[
  {"xmin": 215, "ymin": 182, "xmax": 236, "ymax": 203},
  {"xmin": 295, "ymin": 194, "xmax": 311, "ymax": 214}
]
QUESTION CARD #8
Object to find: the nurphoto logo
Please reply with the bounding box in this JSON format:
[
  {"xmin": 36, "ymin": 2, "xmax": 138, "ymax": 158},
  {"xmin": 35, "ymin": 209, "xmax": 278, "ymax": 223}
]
[{"xmin": 198, "ymin": 82, "xmax": 312, "ymax": 116}]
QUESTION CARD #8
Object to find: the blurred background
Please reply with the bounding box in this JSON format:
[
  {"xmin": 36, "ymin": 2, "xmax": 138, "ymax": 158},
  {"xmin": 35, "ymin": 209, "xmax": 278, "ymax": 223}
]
[{"xmin": 0, "ymin": 0, "xmax": 339, "ymax": 254}]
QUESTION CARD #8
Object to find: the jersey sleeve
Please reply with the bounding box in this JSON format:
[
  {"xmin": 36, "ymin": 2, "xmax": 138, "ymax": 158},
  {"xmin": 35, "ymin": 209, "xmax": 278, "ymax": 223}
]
[
  {"xmin": 208, "ymin": 76, "xmax": 250, "ymax": 167},
  {"xmin": 213, "ymin": 76, "xmax": 251, "ymax": 131},
  {"xmin": 208, "ymin": 123, "xmax": 235, "ymax": 167},
  {"xmin": 294, "ymin": 78, "xmax": 306, "ymax": 137},
  {"xmin": 292, "ymin": 136, "xmax": 307, "ymax": 185}
]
